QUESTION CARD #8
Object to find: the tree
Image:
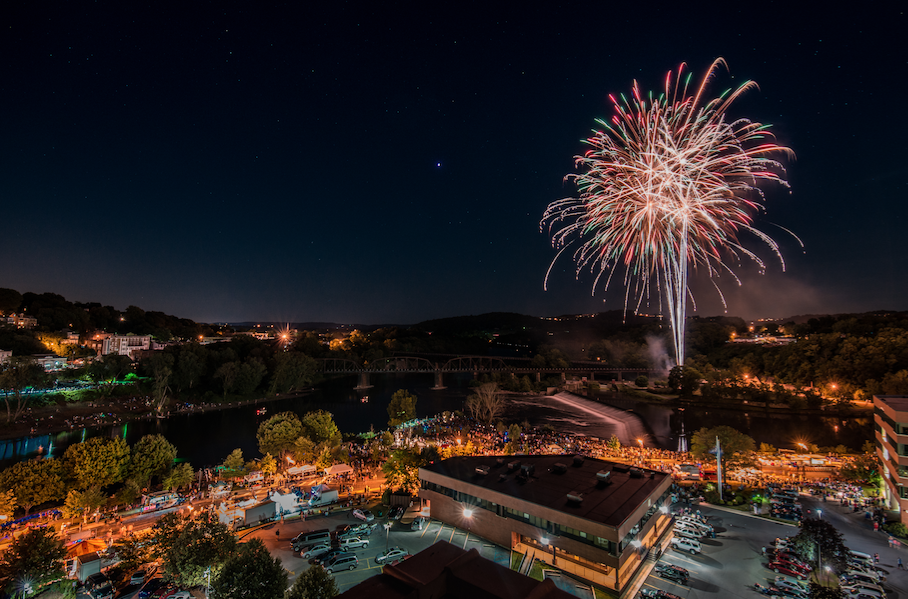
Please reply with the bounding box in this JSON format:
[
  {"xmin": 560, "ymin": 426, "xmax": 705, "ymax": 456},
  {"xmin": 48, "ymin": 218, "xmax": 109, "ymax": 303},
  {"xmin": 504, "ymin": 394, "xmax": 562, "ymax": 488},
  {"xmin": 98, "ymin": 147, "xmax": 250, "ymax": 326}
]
[
  {"xmin": 0, "ymin": 459, "xmax": 65, "ymax": 514},
  {"xmin": 164, "ymin": 463, "xmax": 194, "ymax": 492},
  {"xmin": 606, "ymin": 435, "xmax": 621, "ymax": 451},
  {"xmin": 130, "ymin": 434, "xmax": 177, "ymax": 486},
  {"xmin": 260, "ymin": 454, "xmax": 277, "ymax": 477},
  {"xmin": 690, "ymin": 425, "xmax": 755, "ymax": 472},
  {"xmin": 382, "ymin": 447, "xmax": 435, "ymax": 494},
  {"xmin": 108, "ymin": 535, "xmax": 153, "ymax": 587},
  {"xmin": 0, "ymin": 527, "xmax": 66, "ymax": 597},
  {"xmin": 634, "ymin": 375, "xmax": 648, "ymax": 387},
  {"xmin": 759, "ymin": 442, "xmax": 777, "ymax": 454},
  {"xmin": 0, "ymin": 490, "xmax": 15, "ymax": 522},
  {"xmin": 215, "ymin": 361, "xmax": 240, "ymax": 398},
  {"xmin": 212, "ymin": 538, "xmax": 286, "ymax": 599},
  {"xmin": 506, "ymin": 424, "xmax": 522, "ymax": 454},
  {"xmin": 292, "ymin": 437, "xmax": 318, "ymax": 466},
  {"xmin": 301, "ymin": 410, "xmax": 341, "ymax": 446},
  {"xmin": 221, "ymin": 449, "xmax": 247, "ymax": 478},
  {"xmin": 172, "ymin": 344, "xmax": 207, "ymax": 391},
  {"xmin": 143, "ymin": 352, "xmax": 174, "ymax": 410},
  {"xmin": 790, "ymin": 517, "xmax": 849, "ymax": 574},
  {"xmin": 152, "ymin": 512, "xmax": 237, "ymax": 588},
  {"xmin": 0, "ymin": 288, "xmax": 22, "ymax": 315},
  {"xmin": 465, "ymin": 383, "xmax": 504, "ymax": 423},
  {"xmin": 807, "ymin": 583, "xmax": 846, "ymax": 599},
  {"xmin": 839, "ymin": 442, "xmax": 882, "ymax": 488},
  {"xmin": 62, "ymin": 437, "xmax": 130, "ymax": 490},
  {"xmin": 269, "ymin": 351, "xmax": 318, "ymax": 394},
  {"xmin": 234, "ymin": 358, "xmax": 267, "ymax": 395},
  {"xmin": 86, "ymin": 354, "xmax": 133, "ymax": 396},
  {"xmin": 0, "ymin": 357, "xmax": 47, "ymax": 423},
  {"xmin": 61, "ymin": 487, "xmax": 106, "ymax": 519},
  {"xmin": 286, "ymin": 564, "xmax": 339, "ymax": 599},
  {"xmin": 387, "ymin": 389, "xmax": 418, "ymax": 427},
  {"xmin": 257, "ymin": 412, "xmax": 303, "ymax": 459}
]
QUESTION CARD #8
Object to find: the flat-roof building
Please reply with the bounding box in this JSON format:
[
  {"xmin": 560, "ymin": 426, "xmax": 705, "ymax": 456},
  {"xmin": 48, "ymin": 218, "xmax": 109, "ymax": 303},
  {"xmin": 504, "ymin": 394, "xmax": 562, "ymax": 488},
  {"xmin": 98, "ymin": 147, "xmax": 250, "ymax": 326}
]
[
  {"xmin": 874, "ymin": 395, "xmax": 908, "ymax": 522},
  {"xmin": 419, "ymin": 454, "xmax": 673, "ymax": 597}
]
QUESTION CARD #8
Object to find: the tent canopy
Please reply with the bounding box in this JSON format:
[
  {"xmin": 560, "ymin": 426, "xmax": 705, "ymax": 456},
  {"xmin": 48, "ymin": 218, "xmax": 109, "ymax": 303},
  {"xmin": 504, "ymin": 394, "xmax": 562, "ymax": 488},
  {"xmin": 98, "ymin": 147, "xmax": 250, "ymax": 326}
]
[{"xmin": 325, "ymin": 464, "xmax": 354, "ymax": 476}]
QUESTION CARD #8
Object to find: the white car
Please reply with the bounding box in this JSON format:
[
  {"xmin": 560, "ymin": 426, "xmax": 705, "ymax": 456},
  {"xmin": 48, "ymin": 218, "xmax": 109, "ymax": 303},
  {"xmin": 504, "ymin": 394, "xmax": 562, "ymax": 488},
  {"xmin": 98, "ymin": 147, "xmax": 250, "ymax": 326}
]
[
  {"xmin": 840, "ymin": 582, "xmax": 886, "ymax": 598},
  {"xmin": 376, "ymin": 547, "xmax": 410, "ymax": 564},
  {"xmin": 339, "ymin": 536, "xmax": 369, "ymax": 550},
  {"xmin": 670, "ymin": 536, "xmax": 701, "ymax": 554},
  {"xmin": 302, "ymin": 543, "xmax": 332, "ymax": 559},
  {"xmin": 353, "ymin": 509, "xmax": 375, "ymax": 522}
]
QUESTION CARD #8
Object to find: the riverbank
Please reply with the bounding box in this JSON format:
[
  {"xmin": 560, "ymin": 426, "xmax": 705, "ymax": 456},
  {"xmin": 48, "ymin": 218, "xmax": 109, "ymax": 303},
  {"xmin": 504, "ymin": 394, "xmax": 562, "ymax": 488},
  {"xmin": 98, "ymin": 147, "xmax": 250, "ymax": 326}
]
[
  {"xmin": 590, "ymin": 384, "xmax": 873, "ymax": 418},
  {"xmin": 0, "ymin": 389, "xmax": 313, "ymax": 442}
]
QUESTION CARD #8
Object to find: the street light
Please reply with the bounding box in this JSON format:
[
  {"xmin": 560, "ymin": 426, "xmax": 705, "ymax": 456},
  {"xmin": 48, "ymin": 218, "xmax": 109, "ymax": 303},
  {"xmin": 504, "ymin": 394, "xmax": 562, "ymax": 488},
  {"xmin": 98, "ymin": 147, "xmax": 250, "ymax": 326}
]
[
  {"xmin": 462, "ymin": 508, "xmax": 474, "ymax": 518},
  {"xmin": 637, "ymin": 439, "xmax": 643, "ymax": 449},
  {"xmin": 384, "ymin": 521, "xmax": 392, "ymax": 551}
]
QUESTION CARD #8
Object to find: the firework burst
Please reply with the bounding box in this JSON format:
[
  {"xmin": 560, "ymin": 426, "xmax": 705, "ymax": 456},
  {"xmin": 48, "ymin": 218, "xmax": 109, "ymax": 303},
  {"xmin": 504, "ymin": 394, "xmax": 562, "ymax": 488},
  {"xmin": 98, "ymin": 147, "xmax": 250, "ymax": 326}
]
[{"xmin": 541, "ymin": 58, "xmax": 797, "ymax": 365}]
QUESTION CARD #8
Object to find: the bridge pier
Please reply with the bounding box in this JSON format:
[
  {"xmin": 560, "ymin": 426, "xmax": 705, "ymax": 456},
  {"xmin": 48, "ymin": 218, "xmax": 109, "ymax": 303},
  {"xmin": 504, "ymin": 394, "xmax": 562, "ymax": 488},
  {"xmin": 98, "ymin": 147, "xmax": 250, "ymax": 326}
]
[
  {"xmin": 432, "ymin": 370, "xmax": 446, "ymax": 390},
  {"xmin": 536, "ymin": 372, "xmax": 541, "ymax": 383},
  {"xmin": 355, "ymin": 372, "xmax": 372, "ymax": 390}
]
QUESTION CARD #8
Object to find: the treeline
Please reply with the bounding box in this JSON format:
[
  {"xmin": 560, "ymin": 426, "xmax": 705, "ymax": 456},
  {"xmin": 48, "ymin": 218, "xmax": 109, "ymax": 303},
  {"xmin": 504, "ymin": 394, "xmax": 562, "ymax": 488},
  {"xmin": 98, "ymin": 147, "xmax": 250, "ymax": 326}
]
[
  {"xmin": 692, "ymin": 311, "xmax": 908, "ymax": 399},
  {"xmin": 0, "ymin": 287, "xmax": 217, "ymax": 340}
]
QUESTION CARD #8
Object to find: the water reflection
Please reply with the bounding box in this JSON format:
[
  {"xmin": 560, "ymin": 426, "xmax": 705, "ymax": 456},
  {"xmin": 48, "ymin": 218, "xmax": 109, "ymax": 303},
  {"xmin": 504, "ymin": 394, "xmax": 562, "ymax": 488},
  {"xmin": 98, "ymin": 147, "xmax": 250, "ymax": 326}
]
[{"xmin": 0, "ymin": 376, "xmax": 873, "ymax": 467}]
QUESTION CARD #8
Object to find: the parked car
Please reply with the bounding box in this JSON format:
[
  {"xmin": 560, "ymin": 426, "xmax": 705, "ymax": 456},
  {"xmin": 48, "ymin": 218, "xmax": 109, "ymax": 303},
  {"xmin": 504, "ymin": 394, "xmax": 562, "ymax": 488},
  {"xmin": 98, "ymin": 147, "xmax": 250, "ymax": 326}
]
[
  {"xmin": 350, "ymin": 522, "xmax": 378, "ymax": 536},
  {"xmin": 654, "ymin": 563, "xmax": 689, "ymax": 584},
  {"xmin": 311, "ymin": 548, "xmax": 348, "ymax": 566},
  {"xmin": 411, "ymin": 516, "xmax": 427, "ymax": 531},
  {"xmin": 639, "ymin": 589, "xmax": 683, "ymax": 599},
  {"xmin": 773, "ymin": 577, "xmax": 808, "ymax": 595},
  {"xmin": 338, "ymin": 536, "xmax": 369, "ymax": 550},
  {"xmin": 842, "ymin": 572, "xmax": 884, "ymax": 587},
  {"xmin": 353, "ymin": 509, "xmax": 375, "ymax": 522},
  {"xmin": 767, "ymin": 561, "xmax": 808, "ymax": 580},
  {"xmin": 388, "ymin": 506, "xmax": 404, "ymax": 520},
  {"xmin": 324, "ymin": 554, "xmax": 359, "ymax": 573},
  {"xmin": 376, "ymin": 547, "xmax": 410, "ymax": 565},
  {"xmin": 85, "ymin": 573, "xmax": 114, "ymax": 599},
  {"xmin": 302, "ymin": 542, "xmax": 333, "ymax": 559},
  {"xmin": 670, "ymin": 537, "xmax": 701, "ymax": 554},
  {"xmin": 840, "ymin": 582, "xmax": 886, "ymax": 598},
  {"xmin": 138, "ymin": 579, "xmax": 168, "ymax": 599}
]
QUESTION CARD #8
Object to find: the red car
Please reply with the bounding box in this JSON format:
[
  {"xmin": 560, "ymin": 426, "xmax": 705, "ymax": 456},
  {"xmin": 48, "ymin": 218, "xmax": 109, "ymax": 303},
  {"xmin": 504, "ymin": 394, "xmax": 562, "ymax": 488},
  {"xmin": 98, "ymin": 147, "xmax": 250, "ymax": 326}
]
[
  {"xmin": 766, "ymin": 561, "xmax": 808, "ymax": 580},
  {"xmin": 775, "ymin": 556, "xmax": 812, "ymax": 573}
]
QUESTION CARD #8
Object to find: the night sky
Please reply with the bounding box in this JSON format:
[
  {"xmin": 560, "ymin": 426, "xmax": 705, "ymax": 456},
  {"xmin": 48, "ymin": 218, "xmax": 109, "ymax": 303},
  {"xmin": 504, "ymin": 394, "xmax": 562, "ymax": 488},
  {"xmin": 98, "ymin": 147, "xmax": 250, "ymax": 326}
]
[{"xmin": 2, "ymin": 3, "xmax": 906, "ymax": 325}]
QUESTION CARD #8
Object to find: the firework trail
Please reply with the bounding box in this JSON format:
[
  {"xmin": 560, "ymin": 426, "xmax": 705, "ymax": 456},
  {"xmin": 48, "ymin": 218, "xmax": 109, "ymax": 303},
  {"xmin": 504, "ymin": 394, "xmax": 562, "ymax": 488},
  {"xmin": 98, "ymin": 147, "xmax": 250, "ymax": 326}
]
[{"xmin": 541, "ymin": 58, "xmax": 796, "ymax": 366}]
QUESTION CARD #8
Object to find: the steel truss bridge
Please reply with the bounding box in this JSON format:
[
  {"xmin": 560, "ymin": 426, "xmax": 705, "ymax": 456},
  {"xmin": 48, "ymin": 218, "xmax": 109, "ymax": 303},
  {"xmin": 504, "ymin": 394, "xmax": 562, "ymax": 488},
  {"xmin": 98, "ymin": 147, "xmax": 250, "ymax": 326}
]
[{"xmin": 317, "ymin": 354, "xmax": 662, "ymax": 390}]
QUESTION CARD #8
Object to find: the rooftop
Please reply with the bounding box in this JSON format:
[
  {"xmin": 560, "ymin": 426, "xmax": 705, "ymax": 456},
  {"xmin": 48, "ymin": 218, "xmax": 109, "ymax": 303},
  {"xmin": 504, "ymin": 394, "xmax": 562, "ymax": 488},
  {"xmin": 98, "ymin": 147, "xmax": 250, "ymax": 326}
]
[
  {"xmin": 875, "ymin": 395, "xmax": 908, "ymax": 412},
  {"xmin": 422, "ymin": 454, "xmax": 669, "ymax": 528},
  {"xmin": 337, "ymin": 540, "xmax": 575, "ymax": 599}
]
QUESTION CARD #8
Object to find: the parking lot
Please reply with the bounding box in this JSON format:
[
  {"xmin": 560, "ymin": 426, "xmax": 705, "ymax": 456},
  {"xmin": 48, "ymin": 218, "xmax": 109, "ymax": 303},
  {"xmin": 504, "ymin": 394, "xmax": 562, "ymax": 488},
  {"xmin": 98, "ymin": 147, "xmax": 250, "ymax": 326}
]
[
  {"xmin": 640, "ymin": 497, "xmax": 908, "ymax": 599},
  {"xmin": 251, "ymin": 510, "xmax": 512, "ymax": 593}
]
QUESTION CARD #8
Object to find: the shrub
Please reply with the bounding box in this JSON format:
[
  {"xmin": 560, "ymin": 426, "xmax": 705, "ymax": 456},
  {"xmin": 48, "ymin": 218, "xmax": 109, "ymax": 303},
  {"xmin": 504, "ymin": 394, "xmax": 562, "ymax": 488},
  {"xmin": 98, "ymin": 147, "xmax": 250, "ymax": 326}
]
[
  {"xmin": 883, "ymin": 522, "xmax": 908, "ymax": 538},
  {"xmin": 634, "ymin": 375, "xmax": 648, "ymax": 387}
]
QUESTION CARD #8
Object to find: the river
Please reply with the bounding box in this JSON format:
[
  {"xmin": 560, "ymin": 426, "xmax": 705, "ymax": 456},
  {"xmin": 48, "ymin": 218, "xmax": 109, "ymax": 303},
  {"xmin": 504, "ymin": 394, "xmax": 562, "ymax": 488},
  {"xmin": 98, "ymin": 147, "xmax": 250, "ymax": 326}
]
[{"xmin": 0, "ymin": 374, "xmax": 872, "ymax": 467}]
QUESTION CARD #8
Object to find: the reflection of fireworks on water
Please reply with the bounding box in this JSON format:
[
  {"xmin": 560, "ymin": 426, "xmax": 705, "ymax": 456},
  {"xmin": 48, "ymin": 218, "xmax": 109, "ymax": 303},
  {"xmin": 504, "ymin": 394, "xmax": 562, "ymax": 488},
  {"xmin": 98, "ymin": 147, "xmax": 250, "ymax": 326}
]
[{"xmin": 542, "ymin": 58, "xmax": 798, "ymax": 365}]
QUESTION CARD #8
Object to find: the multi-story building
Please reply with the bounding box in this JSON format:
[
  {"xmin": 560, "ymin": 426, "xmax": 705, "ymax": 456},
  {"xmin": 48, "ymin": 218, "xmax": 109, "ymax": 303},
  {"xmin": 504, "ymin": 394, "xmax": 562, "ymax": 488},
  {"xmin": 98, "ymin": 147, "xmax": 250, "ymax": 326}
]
[
  {"xmin": 0, "ymin": 314, "xmax": 37, "ymax": 329},
  {"xmin": 100, "ymin": 334, "xmax": 151, "ymax": 360},
  {"xmin": 419, "ymin": 454, "xmax": 674, "ymax": 597},
  {"xmin": 874, "ymin": 395, "xmax": 908, "ymax": 521}
]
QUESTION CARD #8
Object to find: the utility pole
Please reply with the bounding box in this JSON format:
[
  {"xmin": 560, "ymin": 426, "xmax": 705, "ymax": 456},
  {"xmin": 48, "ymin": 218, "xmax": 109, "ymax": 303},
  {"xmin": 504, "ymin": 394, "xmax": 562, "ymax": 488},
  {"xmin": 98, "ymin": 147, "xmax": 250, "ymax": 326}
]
[{"xmin": 716, "ymin": 436, "xmax": 723, "ymax": 502}]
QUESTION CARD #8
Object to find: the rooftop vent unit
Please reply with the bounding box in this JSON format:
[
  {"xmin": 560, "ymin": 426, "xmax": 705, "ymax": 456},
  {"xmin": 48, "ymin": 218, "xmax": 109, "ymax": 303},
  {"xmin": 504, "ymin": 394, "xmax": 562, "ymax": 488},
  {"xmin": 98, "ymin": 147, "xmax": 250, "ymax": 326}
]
[
  {"xmin": 596, "ymin": 470, "xmax": 611, "ymax": 483},
  {"xmin": 553, "ymin": 463, "xmax": 568, "ymax": 474},
  {"xmin": 498, "ymin": 473, "xmax": 508, "ymax": 482},
  {"xmin": 572, "ymin": 455, "xmax": 585, "ymax": 467},
  {"xmin": 629, "ymin": 468, "xmax": 643, "ymax": 479},
  {"xmin": 475, "ymin": 466, "xmax": 490, "ymax": 476},
  {"xmin": 566, "ymin": 492, "xmax": 583, "ymax": 505},
  {"xmin": 496, "ymin": 457, "xmax": 505, "ymax": 466},
  {"xmin": 650, "ymin": 471, "xmax": 657, "ymax": 479},
  {"xmin": 613, "ymin": 464, "xmax": 630, "ymax": 473},
  {"xmin": 520, "ymin": 464, "xmax": 536, "ymax": 476},
  {"xmin": 508, "ymin": 460, "xmax": 521, "ymax": 471}
]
